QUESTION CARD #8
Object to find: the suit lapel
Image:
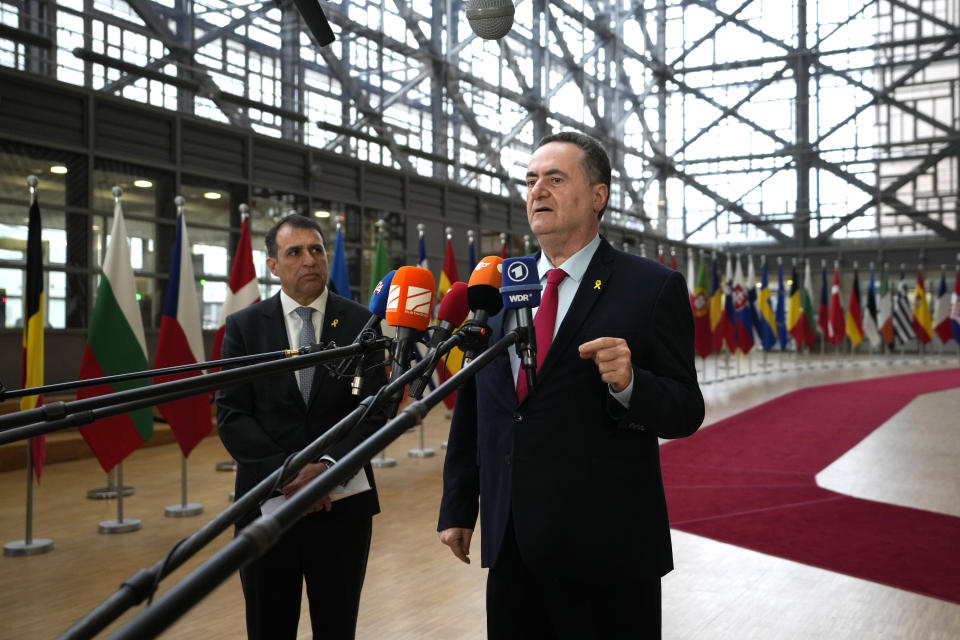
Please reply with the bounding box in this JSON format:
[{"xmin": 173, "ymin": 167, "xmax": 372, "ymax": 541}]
[{"xmin": 535, "ymin": 239, "xmax": 615, "ymax": 386}]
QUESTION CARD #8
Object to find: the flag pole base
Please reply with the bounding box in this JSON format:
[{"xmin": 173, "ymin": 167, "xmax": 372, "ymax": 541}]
[
  {"xmin": 228, "ymin": 491, "xmax": 235, "ymax": 501},
  {"xmin": 86, "ymin": 486, "xmax": 135, "ymax": 500},
  {"xmin": 98, "ymin": 518, "xmax": 141, "ymax": 534},
  {"xmin": 441, "ymin": 441, "xmax": 448, "ymax": 449},
  {"xmin": 4, "ymin": 538, "xmax": 53, "ymax": 556},
  {"xmin": 165, "ymin": 503, "xmax": 204, "ymax": 518},
  {"xmin": 408, "ymin": 448, "xmax": 435, "ymax": 458},
  {"xmin": 370, "ymin": 457, "xmax": 397, "ymax": 468},
  {"xmin": 214, "ymin": 461, "xmax": 237, "ymax": 472}
]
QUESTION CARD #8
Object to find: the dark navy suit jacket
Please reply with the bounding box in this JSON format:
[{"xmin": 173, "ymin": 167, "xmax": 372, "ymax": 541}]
[{"xmin": 439, "ymin": 237, "xmax": 704, "ymax": 584}]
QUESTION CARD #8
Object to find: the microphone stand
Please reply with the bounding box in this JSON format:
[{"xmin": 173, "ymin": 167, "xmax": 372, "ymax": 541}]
[
  {"xmin": 104, "ymin": 329, "xmax": 518, "ymax": 640},
  {"xmin": 0, "ymin": 337, "xmax": 391, "ymax": 445},
  {"xmin": 58, "ymin": 334, "xmax": 450, "ymax": 640},
  {"xmin": 0, "ymin": 348, "xmax": 297, "ymax": 403}
]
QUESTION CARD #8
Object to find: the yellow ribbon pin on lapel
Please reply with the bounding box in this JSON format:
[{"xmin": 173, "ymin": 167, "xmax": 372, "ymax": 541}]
[
  {"xmin": 331, "ymin": 318, "xmax": 339, "ymax": 327},
  {"xmin": 594, "ymin": 279, "xmax": 602, "ymax": 290}
]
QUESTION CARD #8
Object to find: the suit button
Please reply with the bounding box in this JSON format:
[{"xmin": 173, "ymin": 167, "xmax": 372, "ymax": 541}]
[{"xmin": 513, "ymin": 414, "xmax": 523, "ymax": 423}]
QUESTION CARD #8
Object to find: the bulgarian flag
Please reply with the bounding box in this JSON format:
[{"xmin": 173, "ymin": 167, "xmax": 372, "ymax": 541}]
[
  {"xmin": 800, "ymin": 260, "xmax": 817, "ymax": 348},
  {"xmin": 78, "ymin": 198, "xmax": 153, "ymax": 473},
  {"xmin": 21, "ymin": 196, "xmax": 46, "ymax": 482},
  {"xmin": 436, "ymin": 235, "xmax": 461, "ymax": 410},
  {"xmin": 154, "ymin": 211, "xmax": 210, "ymax": 457},
  {"xmin": 211, "ymin": 214, "xmax": 260, "ymax": 365}
]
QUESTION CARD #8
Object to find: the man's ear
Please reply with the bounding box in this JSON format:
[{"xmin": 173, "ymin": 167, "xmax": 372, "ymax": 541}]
[
  {"xmin": 593, "ymin": 183, "xmax": 609, "ymax": 214},
  {"xmin": 266, "ymin": 256, "xmax": 279, "ymax": 278}
]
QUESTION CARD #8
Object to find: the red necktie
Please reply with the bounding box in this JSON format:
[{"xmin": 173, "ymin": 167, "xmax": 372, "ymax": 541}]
[{"xmin": 516, "ymin": 268, "xmax": 567, "ymax": 401}]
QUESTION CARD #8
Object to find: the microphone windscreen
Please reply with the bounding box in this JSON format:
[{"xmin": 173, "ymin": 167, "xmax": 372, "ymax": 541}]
[
  {"xmin": 465, "ymin": 0, "xmax": 514, "ymax": 40},
  {"xmin": 501, "ymin": 256, "xmax": 541, "ymax": 309},
  {"xmin": 369, "ymin": 269, "xmax": 396, "ymax": 318},
  {"xmin": 436, "ymin": 281, "xmax": 470, "ymax": 326},
  {"xmin": 386, "ymin": 266, "xmax": 435, "ymax": 331},
  {"xmin": 467, "ymin": 256, "xmax": 504, "ymax": 314}
]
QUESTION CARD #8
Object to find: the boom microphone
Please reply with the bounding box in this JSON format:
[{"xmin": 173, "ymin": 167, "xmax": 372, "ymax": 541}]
[
  {"xmin": 463, "ymin": 255, "xmax": 504, "ymax": 362},
  {"xmin": 465, "ymin": 0, "xmax": 515, "ymax": 40},
  {"xmin": 385, "ymin": 266, "xmax": 436, "ymax": 383},
  {"xmin": 407, "ymin": 281, "xmax": 470, "ymax": 399},
  {"xmin": 500, "ymin": 256, "xmax": 541, "ymax": 390},
  {"xmin": 350, "ymin": 269, "xmax": 396, "ymax": 395}
]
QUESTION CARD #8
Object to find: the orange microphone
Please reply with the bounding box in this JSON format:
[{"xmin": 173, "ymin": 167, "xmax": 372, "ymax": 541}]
[
  {"xmin": 385, "ymin": 266, "xmax": 435, "ymax": 382},
  {"xmin": 464, "ymin": 256, "xmax": 504, "ymax": 362}
]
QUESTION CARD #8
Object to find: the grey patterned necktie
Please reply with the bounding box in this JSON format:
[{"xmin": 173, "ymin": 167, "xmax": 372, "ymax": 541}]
[{"xmin": 295, "ymin": 306, "xmax": 315, "ymax": 402}]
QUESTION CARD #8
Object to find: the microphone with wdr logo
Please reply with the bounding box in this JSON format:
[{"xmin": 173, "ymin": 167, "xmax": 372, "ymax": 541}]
[
  {"xmin": 463, "ymin": 256, "xmax": 503, "ymax": 363},
  {"xmin": 407, "ymin": 281, "xmax": 470, "ymax": 399},
  {"xmin": 385, "ymin": 266, "xmax": 435, "ymax": 383},
  {"xmin": 501, "ymin": 256, "xmax": 541, "ymax": 391}
]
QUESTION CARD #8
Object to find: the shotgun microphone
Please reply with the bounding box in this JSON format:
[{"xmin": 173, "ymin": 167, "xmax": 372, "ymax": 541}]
[
  {"xmin": 408, "ymin": 281, "xmax": 470, "ymax": 399},
  {"xmin": 350, "ymin": 269, "xmax": 396, "ymax": 395}
]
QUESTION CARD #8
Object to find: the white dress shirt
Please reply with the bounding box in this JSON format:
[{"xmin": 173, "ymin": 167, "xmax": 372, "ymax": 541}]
[{"xmin": 279, "ymin": 287, "xmax": 328, "ymax": 390}]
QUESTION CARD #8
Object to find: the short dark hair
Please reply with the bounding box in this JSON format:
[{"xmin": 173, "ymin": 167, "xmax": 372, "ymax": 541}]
[
  {"xmin": 536, "ymin": 131, "xmax": 612, "ymax": 219},
  {"xmin": 265, "ymin": 214, "xmax": 325, "ymax": 258}
]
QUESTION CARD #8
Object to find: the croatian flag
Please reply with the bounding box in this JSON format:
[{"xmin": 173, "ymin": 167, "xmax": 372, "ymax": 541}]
[{"xmin": 154, "ymin": 212, "xmax": 210, "ymax": 457}]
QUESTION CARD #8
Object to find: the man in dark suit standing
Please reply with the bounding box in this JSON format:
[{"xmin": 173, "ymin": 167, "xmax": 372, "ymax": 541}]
[
  {"xmin": 438, "ymin": 132, "xmax": 705, "ymax": 638},
  {"xmin": 217, "ymin": 214, "xmax": 387, "ymax": 639}
]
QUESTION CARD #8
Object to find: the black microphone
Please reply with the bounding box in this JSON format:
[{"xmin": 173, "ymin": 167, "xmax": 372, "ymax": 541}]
[
  {"xmin": 463, "ymin": 256, "xmax": 504, "ymax": 363},
  {"xmin": 348, "ymin": 269, "xmax": 396, "ymax": 395},
  {"xmin": 384, "ymin": 266, "xmax": 436, "ymax": 383},
  {"xmin": 408, "ymin": 281, "xmax": 470, "ymax": 399},
  {"xmin": 465, "ymin": 0, "xmax": 515, "ymax": 40},
  {"xmin": 500, "ymin": 256, "xmax": 541, "ymax": 392}
]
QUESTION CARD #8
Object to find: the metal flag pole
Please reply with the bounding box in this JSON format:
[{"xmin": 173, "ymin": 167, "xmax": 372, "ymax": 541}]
[
  {"xmin": 4, "ymin": 175, "xmax": 53, "ymax": 557},
  {"xmin": 163, "ymin": 195, "xmax": 206, "ymax": 518},
  {"xmin": 87, "ymin": 468, "xmax": 135, "ymax": 499},
  {"xmin": 99, "ymin": 461, "xmax": 141, "ymax": 533},
  {"xmin": 371, "ymin": 219, "xmax": 397, "ymax": 468}
]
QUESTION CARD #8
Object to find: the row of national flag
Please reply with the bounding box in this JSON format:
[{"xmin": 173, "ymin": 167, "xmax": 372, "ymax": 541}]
[{"xmin": 688, "ymin": 254, "xmax": 960, "ymax": 359}]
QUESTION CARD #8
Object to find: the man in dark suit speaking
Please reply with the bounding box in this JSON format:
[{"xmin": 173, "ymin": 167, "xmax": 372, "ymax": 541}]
[
  {"xmin": 438, "ymin": 132, "xmax": 705, "ymax": 638},
  {"xmin": 217, "ymin": 214, "xmax": 387, "ymax": 639}
]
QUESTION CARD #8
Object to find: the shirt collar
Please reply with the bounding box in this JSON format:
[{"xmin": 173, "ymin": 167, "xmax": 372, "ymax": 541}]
[
  {"xmin": 279, "ymin": 286, "xmax": 328, "ymax": 317},
  {"xmin": 537, "ymin": 234, "xmax": 601, "ymax": 285}
]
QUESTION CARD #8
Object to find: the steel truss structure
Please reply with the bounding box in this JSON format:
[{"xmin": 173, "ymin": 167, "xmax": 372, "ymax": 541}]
[{"xmin": 1, "ymin": 0, "xmax": 958, "ymax": 252}]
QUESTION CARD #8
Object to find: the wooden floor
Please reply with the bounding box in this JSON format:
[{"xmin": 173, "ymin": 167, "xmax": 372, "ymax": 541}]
[{"xmin": 2, "ymin": 353, "xmax": 959, "ymax": 639}]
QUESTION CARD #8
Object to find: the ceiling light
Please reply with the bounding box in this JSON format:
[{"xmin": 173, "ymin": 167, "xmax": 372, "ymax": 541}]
[
  {"xmin": 133, "ymin": 179, "xmax": 153, "ymax": 188},
  {"xmin": 49, "ymin": 165, "xmax": 68, "ymax": 174},
  {"xmin": 314, "ymin": 210, "xmax": 331, "ymax": 218},
  {"xmin": 204, "ymin": 191, "xmax": 222, "ymax": 200}
]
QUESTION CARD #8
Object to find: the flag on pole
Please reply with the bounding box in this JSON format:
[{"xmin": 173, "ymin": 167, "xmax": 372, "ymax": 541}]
[
  {"xmin": 77, "ymin": 197, "xmax": 153, "ymax": 473},
  {"xmin": 732, "ymin": 256, "xmax": 754, "ymax": 354},
  {"xmin": 658, "ymin": 247, "xmax": 665, "ymax": 265},
  {"xmin": 212, "ymin": 215, "xmax": 259, "ymax": 366},
  {"xmin": 787, "ymin": 263, "xmax": 814, "ymax": 349},
  {"xmin": 827, "ymin": 267, "xmax": 845, "ymax": 346},
  {"xmin": 500, "ymin": 234, "xmax": 508, "ymax": 259},
  {"xmin": 21, "ymin": 195, "xmax": 46, "ymax": 482},
  {"xmin": 708, "ymin": 256, "xmax": 726, "ymax": 353},
  {"xmin": 845, "ymin": 268, "xmax": 864, "ymax": 347},
  {"xmin": 912, "ymin": 271, "xmax": 934, "ymax": 345},
  {"xmin": 877, "ymin": 267, "xmax": 894, "ymax": 345},
  {"xmin": 757, "ymin": 260, "xmax": 777, "ymax": 351},
  {"xmin": 154, "ymin": 211, "xmax": 209, "ymax": 457},
  {"xmin": 892, "ymin": 270, "xmax": 916, "ymax": 347},
  {"xmin": 775, "ymin": 261, "xmax": 787, "ymax": 351},
  {"xmin": 368, "ymin": 230, "xmax": 389, "ymax": 299},
  {"xmin": 950, "ymin": 270, "xmax": 960, "ymax": 344},
  {"xmin": 862, "ymin": 266, "xmax": 881, "ymax": 347},
  {"xmin": 723, "ymin": 256, "xmax": 737, "ymax": 352},
  {"xmin": 328, "ymin": 224, "xmax": 351, "ymax": 299},
  {"xmin": 467, "ymin": 232, "xmax": 477, "ymax": 273},
  {"xmin": 686, "ymin": 251, "xmax": 696, "ymax": 310},
  {"xmin": 800, "ymin": 260, "xmax": 816, "ymax": 348},
  {"xmin": 670, "ymin": 251, "xmax": 677, "ymax": 271},
  {"xmin": 436, "ymin": 234, "xmax": 461, "ymax": 409},
  {"xmin": 746, "ymin": 255, "xmax": 760, "ymax": 342},
  {"xmin": 817, "ymin": 263, "xmax": 829, "ymax": 340},
  {"xmin": 692, "ymin": 256, "xmax": 711, "ymax": 359},
  {"xmin": 931, "ymin": 270, "xmax": 952, "ymax": 344}
]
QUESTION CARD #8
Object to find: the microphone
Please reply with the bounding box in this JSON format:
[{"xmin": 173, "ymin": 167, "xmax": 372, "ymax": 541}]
[
  {"xmin": 463, "ymin": 256, "xmax": 504, "ymax": 363},
  {"xmin": 385, "ymin": 266, "xmax": 436, "ymax": 383},
  {"xmin": 407, "ymin": 281, "xmax": 470, "ymax": 399},
  {"xmin": 465, "ymin": 0, "xmax": 515, "ymax": 40},
  {"xmin": 500, "ymin": 256, "xmax": 541, "ymax": 391},
  {"xmin": 350, "ymin": 269, "xmax": 396, "ymax": 395}
]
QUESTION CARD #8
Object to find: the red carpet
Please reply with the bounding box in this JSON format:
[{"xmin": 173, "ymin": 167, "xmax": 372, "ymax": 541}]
[{"xmin": 662, "ymin": 369, "xmax": 960, "ymax": 604}]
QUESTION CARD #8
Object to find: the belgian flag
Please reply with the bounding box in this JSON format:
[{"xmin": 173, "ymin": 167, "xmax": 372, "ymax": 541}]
[{"xmin": 21, "ymin": 197, "xmax": 46, "ymax": 482}]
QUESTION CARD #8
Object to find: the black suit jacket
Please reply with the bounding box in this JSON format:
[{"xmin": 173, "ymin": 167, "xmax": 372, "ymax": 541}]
[
  {"xmin": 439, "ymin": 238, "xmax": 704, "ymax": 584},
  {"xmin": 216, "ymin": 291, "xmax": 387, "ymax": 528}
]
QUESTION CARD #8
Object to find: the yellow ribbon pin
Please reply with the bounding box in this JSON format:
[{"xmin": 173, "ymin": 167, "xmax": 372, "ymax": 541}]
[
  {"xmin": 331, "ymin": 318, "xmax": 339, "ymax": 327},
  {"xmin": 594, "ymin": 279, "xmax": 602, "ymax": 290}
]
